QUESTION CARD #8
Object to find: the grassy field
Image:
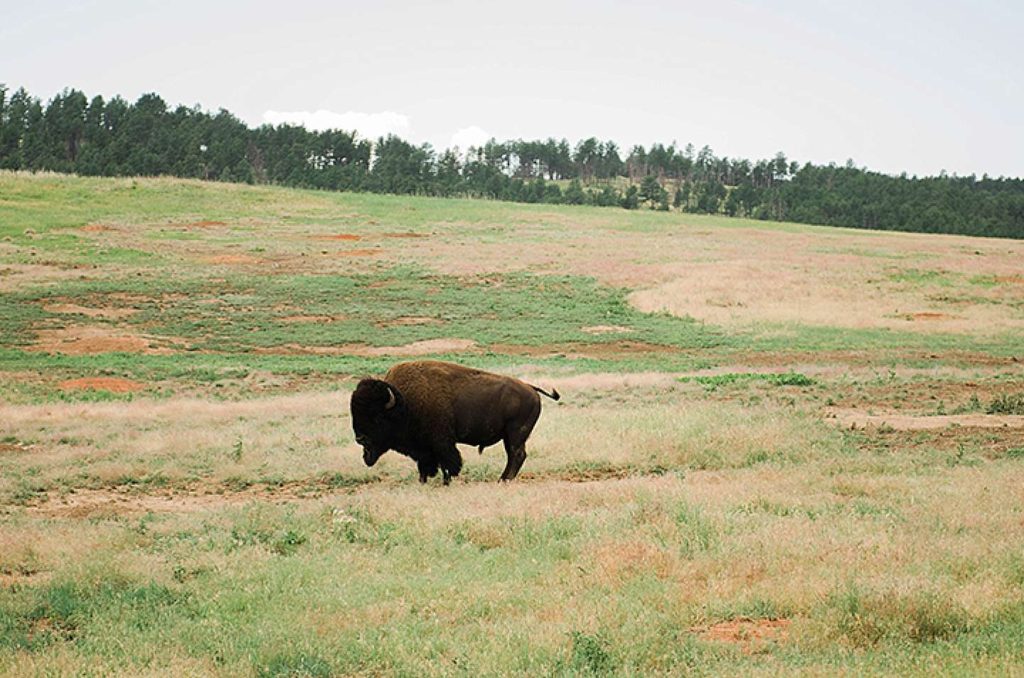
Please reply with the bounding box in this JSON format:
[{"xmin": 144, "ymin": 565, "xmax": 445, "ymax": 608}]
[{"xmin": 2, "ymin": 171, "xmax": 1024, "ymax": 676}]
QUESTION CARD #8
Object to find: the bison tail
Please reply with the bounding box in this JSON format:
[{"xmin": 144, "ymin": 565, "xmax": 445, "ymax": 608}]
[{"xmin": 531, "ymin": 385, "xmax": 561, "ymax": 401}]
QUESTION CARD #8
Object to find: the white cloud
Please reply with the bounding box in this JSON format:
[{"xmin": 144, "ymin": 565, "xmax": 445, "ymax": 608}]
[
  {"xmin": 262, "ymin": 110, "xmax": 411, "ymax": 141},
  {"xmin": 449, "ymin": 125, "xmax": 491, "ymax": 152}
]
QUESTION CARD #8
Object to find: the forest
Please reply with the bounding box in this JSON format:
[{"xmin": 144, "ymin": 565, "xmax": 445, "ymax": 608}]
[{"xmin": 2, "ymin": 85, "xmax": 1022, "ymax": 239}]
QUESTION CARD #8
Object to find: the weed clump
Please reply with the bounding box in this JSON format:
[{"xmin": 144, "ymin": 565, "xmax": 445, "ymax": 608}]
[
  {"xmin": 567, "ymin": 631, "xmax": 614, "ymax": 675},
  {"xmin": 825, "ymin": 585, "xmax": 972, "ymax": 647},
  {"xmin": 988, "ymin": 393, "xmax": 1024, "ymax": 415},
  {"xmin": 257, "ymin": 652, "xmax": 334, "ymax": 678}
]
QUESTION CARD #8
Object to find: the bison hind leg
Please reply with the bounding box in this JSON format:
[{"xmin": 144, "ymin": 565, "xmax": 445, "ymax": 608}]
[
  {"xmin": 500, "ymin": 445, "xmax": 527, "ymax": 481},
  {"xmin": 500, "ymin": 409, "xmax": 541, "ymax": 481}
]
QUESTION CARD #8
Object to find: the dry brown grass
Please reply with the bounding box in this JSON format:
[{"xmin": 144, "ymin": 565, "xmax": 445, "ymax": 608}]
[
  {"xmin": 627, "ymin": 229, "xmax": 1024, "ymax": 333},
  {"xmin": 335, "ymin": 210, "xmax": 1024, "ymax": 334},
  {"xmin": 4, "ymin": 373, "xmax": 1024, "ymax": 674},
  {"xmin": 4, "ymin": 176, "xmax": 1024, "ymax": 674}
]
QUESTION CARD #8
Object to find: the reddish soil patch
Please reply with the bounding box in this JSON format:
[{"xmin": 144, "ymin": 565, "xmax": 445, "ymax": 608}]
[
  {"xmin": 314, "ymin": 234, "xmax": 362, "ymax": 241},
  {"xmin": 697, "ymin": 618, "xmax": 791, "ymax": 648},
  {"xmin": 58, "ymin": 377, "xmax": 144, "ymax": 393},
  {"xmin": 336, "ymin": 249, "xmax": 379, "ymax": 257}
]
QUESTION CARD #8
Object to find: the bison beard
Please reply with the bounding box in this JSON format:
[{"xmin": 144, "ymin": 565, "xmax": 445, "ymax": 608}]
[{"xmin": 349, "ymin": 360, "xmax": 559, "ymax": 484}]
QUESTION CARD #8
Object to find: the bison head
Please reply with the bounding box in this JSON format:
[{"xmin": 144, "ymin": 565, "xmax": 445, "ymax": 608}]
[{"xmin": 350, "ymin": 378, "xmax": 403, "ymax": 466}]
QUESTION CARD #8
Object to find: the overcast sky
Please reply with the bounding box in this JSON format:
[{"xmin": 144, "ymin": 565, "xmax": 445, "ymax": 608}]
[{"xmin": 4, "ymin": 0, "xmax": 1022, "ymax": 177}]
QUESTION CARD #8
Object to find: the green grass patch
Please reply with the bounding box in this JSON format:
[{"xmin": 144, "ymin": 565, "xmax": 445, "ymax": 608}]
[
  {"xmin": 679, "ymin": 371, "xmax": 816, "ymax": 391},
  {"xmin": 887, "ymin": 267, "xmax": 956, "ymax": 287}
]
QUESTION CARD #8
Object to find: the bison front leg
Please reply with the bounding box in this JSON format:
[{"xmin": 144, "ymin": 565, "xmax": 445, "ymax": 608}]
[
  {"xmin": 437, "ymin": 444, "xmax": 462, "ymax": 486},
  {"xmin": 417, "ymin": 459, "xmax": 438, "ymax": 484}
]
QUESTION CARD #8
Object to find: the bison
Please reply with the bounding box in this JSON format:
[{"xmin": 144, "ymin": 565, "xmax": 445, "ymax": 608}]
[{"xmin": 350, "ymin": 360, "xmax": 560, "ymax": 484}]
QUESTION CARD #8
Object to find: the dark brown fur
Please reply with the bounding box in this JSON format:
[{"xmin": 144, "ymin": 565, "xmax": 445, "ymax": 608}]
[{"xmin": 350, "ymin": 360, "xmax": 559, "ymax": 484}]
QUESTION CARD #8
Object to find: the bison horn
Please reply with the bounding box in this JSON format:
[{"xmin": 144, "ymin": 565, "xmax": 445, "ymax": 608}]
[{"xmin": 384, "ymin": 385, "xmax": 397, "ymax": 410}]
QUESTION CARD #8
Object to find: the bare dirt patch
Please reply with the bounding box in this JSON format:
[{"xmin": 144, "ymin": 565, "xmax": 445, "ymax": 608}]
[
  {"xmin": 582, "ymin": 325, "xmax": 635, "ymax": 335},
  {"xmin": 43, "ymin": 303, "xmax": 137, "ymax": 320},
  {"xmin": 280, "ymin": 314, "xmax": 345, "ymax": 324},
  {"xmin": 28, "ymin": 488, "xmax": 257, "ymax": 519},
  {"xmin": 58, "ymin": 377, "xmax": 144, "ymax": 393},
  {"xmin": 310, "ymin": 232, "xmax": 425, "ymax": 244},
  {"xmin": 375, "ymin": 316, "xmax": 443, "ymax": 328},
  {"xmin": 907, "ymin": 312, "xmax": 955, "ymax": 321},
  {"xmin": 491, "ymin": 341, "xmax": 681, "ymax": 360},
  {"xmin": 522, "ymin": 465, "xmax": 637, "ymax": 483},
  {"xmin": 721, "ymin": 349, "xmax": 1019, "ymax": 371},
  {"xmin": 107, "ymin": 292, "xmax": 190, "ymax": 306},
  {"xmin": 204, "ymin": 254, "xmax": 262, "ymax": 265},
  {"xmin": 29, "ymin": 326, "xmax": 177, "ymax": 355},
  {"xmin": 23, "ymin": 472, "xmax": 683, "ymax": 521},
  {"xmin": 255, "ymin": 338, "xmax": 477, "ymax": 357},
  {"xmin": 697, "ymin": 618, "xmax": 791, "ymax": 649},
  {"xmin": 362, "ymin": 338, "xmax": 477, "ymax": 356},
  {"xmin": 314, "ymin": 234, "xmax": 362, "ymax": 241},
  {"xmin": 0, "ymin": 263, "xmax": 93, "ymax": 291},
  {"xmin": 335, "ymin": 249, "xmax": 379, "ymax": 257},
  {"xmin": 826, "ymin": 408, "xmax": 1024, "ymax": 430}
]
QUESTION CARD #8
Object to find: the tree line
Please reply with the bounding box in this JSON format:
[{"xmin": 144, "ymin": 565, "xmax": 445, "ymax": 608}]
[{"xmin": 2, "ymin": 85, "xmax": 1022, "ymax": 239}]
